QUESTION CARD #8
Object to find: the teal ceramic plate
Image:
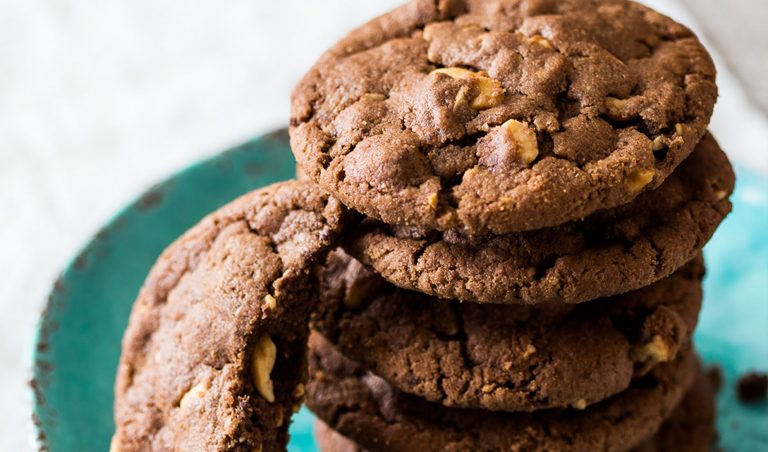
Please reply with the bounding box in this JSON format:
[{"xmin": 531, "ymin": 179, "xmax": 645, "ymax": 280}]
[{"xmin": 33, "ymin": 129, "xmax": 767, "ymax": 451}]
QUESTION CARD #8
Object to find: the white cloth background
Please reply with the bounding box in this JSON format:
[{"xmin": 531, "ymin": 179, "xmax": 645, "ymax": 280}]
[{"xmin": 0, "ymin": 1, "xmax": 766, "ymax": 450}]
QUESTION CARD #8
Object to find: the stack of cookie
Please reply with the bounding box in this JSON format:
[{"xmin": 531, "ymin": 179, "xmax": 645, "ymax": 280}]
[
  {"xmin": 111, "ymin": 0, "xmax": 736, "ymax": 450},
  {"xmin": 289, "ymin": 0, "xmax": 734, "ymax": 450}
]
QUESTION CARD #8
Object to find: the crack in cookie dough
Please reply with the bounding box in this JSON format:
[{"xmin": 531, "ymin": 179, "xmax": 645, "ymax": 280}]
[
  {"xmin": 113, "ymin": 181, "xmax": 346, "ymax": 452},
  {"xmin": 290, "ymin": 0, "xmax": 717, "ymax": 234},
  {"xmin": 346, "ymin": 132, "xmax": 733, "ymax": 304},
  {"xmin": 312, "ymin": 250, "xmax": 703, "ymax": 412}
]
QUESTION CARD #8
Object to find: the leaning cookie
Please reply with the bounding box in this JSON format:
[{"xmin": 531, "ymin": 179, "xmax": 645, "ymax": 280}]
[
  {"xmin": 306, "ymin": 334, "xmax": 697, "ymax": 452},
  {"xmin": 314, "ymin": 367, "xmax": 716, "ymax": 452},
  {"xmin": 290, "ymin": 0, "xmax": 717, "ymax": 235},
  {"xmin": 346, "ymin": 132, "xmax": 733, "ymax": 305},
  {"xmin": 112, "ymin": 181, "xmax": 346, "ymax": 452},
  {"xmin": 312, "ymin": 250, "xmax": 703, "ymax": 412}
]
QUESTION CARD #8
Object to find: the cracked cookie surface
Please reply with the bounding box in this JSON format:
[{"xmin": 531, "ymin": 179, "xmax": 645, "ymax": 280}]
[
  {"xmin": 306, "ymin": 333, "xmax": 697, "ymax": 452},
  {"xmin": 312, "ymin": 250, "xmax": 703, "ymax": 412},
  {"xmin": 113, "ymin": 181, "xmax": 346, "ymax": 452},
  {"xmin": 346, "ymin": 132, "xmax": 733, "ymax": 304},
  {"xmin": 290, "ymin": 0, "xmax": 717, "ymax": 234}
]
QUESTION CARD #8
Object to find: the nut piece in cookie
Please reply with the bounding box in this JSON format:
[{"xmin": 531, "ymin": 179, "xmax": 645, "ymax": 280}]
[
  {"xmin": 626, "ymin": 169, "xmax": 656, "ymax": 193},
  {"xmin": 430, "ymin": 67, "xmax": 505, "ymax": 109},
  {"xmin": 252, "ymin": 334, "xmax": 278, "ymax": 403},
  {"xmin": 478, "ymin": 119, "xmax": 539, "ymax": 171},
  {"xmin": 179, "ymin": 380, "xmax": 210, "ymax": 410},
  {"xmin": 631, "ymin": 335, "xmax": 672, "ymax": 364}
]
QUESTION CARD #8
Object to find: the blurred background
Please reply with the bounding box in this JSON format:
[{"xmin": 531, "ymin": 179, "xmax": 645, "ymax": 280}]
[{"xmin": 0, "ymin": 0, "xmax": 766, "ymax": 450}]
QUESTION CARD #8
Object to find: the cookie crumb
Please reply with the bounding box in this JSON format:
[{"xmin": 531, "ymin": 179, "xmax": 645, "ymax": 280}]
[
  {"xmin": 522, "ymin": 344, "xmax": 537, "ymax": 359},
  {"xmin": 737, "ymin": 372, "xmax": 768, "ymax": 403},
  {"xmin": 264, "ymin": 294, "xmax": 277, "ymax": 311},
  {"xmin": 427, "ymin": 193, "xmax": 439, "ymax": 210}
]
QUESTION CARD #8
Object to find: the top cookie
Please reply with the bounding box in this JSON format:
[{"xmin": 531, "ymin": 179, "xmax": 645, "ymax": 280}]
[
  {"xmin": 290, "ymin": 0, "xmax": 717, "ymax": 235},
  {"xmin": 112, "ymin": 181, "xmax": 346, "ymax": 452}
]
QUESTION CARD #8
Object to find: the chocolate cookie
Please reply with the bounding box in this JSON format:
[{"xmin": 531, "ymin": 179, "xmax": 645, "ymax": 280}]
[
  {"xmin": 312, "ymin": 250, "xmax": 703, "ymax": 412},
  {"xmin": 314, "ymin": 368, "xmax": 716, "ymax": 452},
  {"xmin": 346, "ymin": 132, "xmax": 733, "ymax": 305},
  {"xmin": 112, "ymin": 181, "xmax": 346, "ymax": 452},
  {"xmin": 633, "ymin": 368, "xmax": 718, "ymax": 452},
  {"xmin": 306, "ymin": 334, "xmax": 697, "ymax": 452},
  {"xmin": 290, "ymin": 0, "xmax": 717, "ymax": 235}
]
